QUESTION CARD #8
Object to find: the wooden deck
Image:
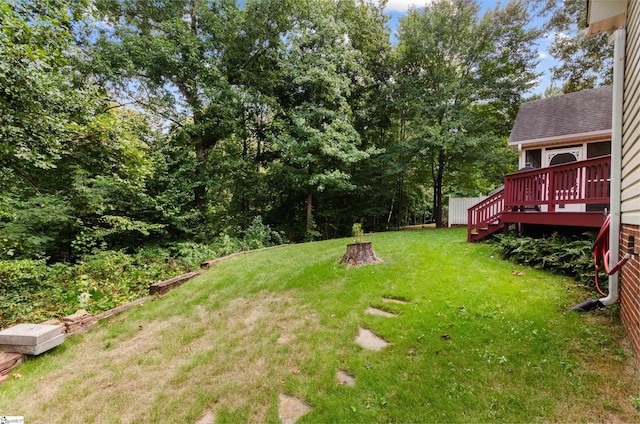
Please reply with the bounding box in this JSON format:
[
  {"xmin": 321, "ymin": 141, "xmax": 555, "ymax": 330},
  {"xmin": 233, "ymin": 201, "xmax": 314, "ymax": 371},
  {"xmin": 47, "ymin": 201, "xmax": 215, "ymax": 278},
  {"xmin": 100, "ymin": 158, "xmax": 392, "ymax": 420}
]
[{"xmin": 468, "ymin": 155, "xmax": 611, "ymax": 241}]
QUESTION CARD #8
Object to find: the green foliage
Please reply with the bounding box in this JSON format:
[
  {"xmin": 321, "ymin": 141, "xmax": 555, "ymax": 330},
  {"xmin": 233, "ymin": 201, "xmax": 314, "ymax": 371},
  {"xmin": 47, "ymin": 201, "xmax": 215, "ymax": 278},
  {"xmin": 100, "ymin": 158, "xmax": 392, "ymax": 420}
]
[
  {"xmin": 538, "ymin": 0, "xmax": 613, "ymax": 92},
  {"xmin": 0, "ymin": 259, "xmax": 66, "ymax": 327},
  {"xmin": 268, "ymin": 6, "xmax": 378, "ymax": 234},
  {"xmin": 0, "ymin": 259, "xmax": 49, "ymax": 293},
  {"xmin": 0, "ymin": 0, "xmax": 162, "ymax": 260},
  {"xmin": 393, "ymin": 0, "xmax": 540, "ymax": 227},
  {"xmin": 352, "ymin": 223, "xmax": 364, "ymax": 243},
  {"xmin": 495, "ymin": 233, "xmax": 600, "ymax": 287},
  {"xmin": 0, "ymin": 218, "xmax": 289, "ymax": 328},
  {"xmin": 242, "ymin": 216, "xmax": 284, "ymax": 250}
]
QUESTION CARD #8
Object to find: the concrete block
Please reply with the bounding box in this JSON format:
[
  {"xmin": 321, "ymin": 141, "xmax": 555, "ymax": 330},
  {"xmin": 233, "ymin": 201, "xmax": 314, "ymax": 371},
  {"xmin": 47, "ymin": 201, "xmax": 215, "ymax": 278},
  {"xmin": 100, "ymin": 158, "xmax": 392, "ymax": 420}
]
[
  {"xmin": 0, "ymin": 334, "xmax": 65, "ymax": 355},
  {"xmin": 0, "ymin": 324, "xmax": 63, "ymax": 346}
]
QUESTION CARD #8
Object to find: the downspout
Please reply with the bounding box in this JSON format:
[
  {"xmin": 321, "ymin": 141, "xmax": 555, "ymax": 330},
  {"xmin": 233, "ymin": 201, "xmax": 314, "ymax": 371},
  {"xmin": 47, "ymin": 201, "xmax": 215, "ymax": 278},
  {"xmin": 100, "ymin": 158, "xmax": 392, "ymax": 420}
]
[
  {"xmin": 518, "ymin": 144, "xmax": 523, "ymax": 168},
  {"xmin": 572, "ymin": 27, "xmax": 626, "ymax": 312},
  {"xmin": 600, "ymin": 27, "xmax": 625, "ymax": 306}
]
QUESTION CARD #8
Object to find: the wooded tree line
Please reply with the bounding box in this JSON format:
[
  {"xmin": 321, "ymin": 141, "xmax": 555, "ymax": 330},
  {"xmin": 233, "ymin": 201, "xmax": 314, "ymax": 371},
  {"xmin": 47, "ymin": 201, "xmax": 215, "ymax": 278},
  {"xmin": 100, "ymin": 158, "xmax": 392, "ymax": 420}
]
[{"xmin": 0, "ymin": 0, "xmax": 609, "ymax": 262}]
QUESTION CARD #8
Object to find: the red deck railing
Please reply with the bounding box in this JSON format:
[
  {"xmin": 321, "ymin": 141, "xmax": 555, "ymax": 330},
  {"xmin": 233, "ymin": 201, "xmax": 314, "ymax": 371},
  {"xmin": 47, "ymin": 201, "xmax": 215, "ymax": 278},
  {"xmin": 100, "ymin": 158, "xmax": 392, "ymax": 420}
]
[
  {"xmin": 467, "ymin": 188, "xmax": 504, "ymax": 242},
  {"xmin": 503, "ymin": 155, "xmax": 611, "ymax": 211},
  {"xmin": 467, "ymin": 155, "xmax": 611, "ymax": 241}
]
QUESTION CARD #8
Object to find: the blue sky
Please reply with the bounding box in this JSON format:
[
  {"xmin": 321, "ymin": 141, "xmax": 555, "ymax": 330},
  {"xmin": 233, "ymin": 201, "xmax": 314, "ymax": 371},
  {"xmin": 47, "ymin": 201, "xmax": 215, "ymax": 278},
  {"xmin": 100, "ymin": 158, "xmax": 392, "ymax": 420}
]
[{"xmin": 383, "ymin": 0, "xmax": 556, "ymax": 96}]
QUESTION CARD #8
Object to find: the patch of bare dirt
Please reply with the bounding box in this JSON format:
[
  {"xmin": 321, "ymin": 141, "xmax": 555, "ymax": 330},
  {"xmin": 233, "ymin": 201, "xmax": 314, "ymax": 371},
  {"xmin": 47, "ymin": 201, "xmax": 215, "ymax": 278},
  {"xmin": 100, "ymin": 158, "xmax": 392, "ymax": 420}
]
[
  {"xmin": 195, "ymin": 409, "xmax": 215, "ymax": 424},
  {"xmin": 6, "ymin": 290, "xmax": 322, "ymax": 423}
]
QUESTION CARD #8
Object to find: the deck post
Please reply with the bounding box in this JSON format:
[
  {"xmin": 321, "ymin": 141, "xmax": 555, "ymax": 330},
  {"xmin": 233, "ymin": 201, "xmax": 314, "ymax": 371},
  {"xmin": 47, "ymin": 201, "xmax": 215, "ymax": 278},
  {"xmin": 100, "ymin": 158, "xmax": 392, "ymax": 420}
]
[{"xmin": 548, "ymin": 167, "xmax": 556, "ymax": 212}]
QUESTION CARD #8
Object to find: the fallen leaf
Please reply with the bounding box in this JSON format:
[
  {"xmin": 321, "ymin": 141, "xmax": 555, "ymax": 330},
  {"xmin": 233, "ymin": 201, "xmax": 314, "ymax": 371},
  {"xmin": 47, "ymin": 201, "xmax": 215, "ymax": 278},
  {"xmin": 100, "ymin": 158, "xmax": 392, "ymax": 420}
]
[
  {"xmin": 340, "ymin": 355, "xmax": 345, "ymax": 363},
  {"xmin": 12, "ymin": 373, "xmax": 22, "ymax": 379},
  {"xmin": 338, "ymin": 380, "xmax": 347, "ymax": 385},
  {"xmin": 138, "ymin": 325, "xmax": 143, "ymax": 330},
  {"xmin": 292, "ymin": 368, "xmax": 301, "ymax": 375},
  {"xmin": 441, "ymin": 334, "xmax": 451, "ymax": 340},
  {"xmin": 512, "ymin": 271, "xmax": 526, "ymax": 276}
]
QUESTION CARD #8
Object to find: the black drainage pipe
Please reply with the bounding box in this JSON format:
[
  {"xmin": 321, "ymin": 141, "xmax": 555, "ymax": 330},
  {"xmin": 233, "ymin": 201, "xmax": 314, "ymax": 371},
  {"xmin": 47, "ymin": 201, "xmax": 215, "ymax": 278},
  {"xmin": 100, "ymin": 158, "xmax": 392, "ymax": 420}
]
[{"xmin": 570, "ymin": 299, "xmax": 604, "ymax": 312}]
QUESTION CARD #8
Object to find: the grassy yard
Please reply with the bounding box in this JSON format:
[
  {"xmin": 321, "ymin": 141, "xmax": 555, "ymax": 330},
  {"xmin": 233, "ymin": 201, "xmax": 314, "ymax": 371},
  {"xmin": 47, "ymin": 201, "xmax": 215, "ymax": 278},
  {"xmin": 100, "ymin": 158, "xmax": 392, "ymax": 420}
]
[{"xmin": 0, "ymin": 228, "xmax": 638, "ymax": 423}]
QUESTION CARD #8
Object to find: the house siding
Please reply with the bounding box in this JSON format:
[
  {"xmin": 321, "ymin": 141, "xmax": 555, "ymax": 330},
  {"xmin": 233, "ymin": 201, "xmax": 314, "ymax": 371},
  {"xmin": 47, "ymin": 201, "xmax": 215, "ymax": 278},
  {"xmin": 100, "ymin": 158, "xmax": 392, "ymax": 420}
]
[
  {"xmin": 621, "ymin": 0, "xmax": 640, "ymax": 358},
  {"xmin": 623, "ymin": 1, "xmax": 640, "ymax": 225}
]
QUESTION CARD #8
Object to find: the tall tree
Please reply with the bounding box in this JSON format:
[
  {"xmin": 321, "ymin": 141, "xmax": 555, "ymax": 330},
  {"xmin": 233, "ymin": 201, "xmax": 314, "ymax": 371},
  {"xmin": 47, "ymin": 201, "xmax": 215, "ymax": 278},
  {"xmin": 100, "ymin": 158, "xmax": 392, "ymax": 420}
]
[
  {"xmin": 89, "ymin": 0, "xmax": 242, "ymax": 209},
  {"xmin": 0, "ymin": 0, "xmax": 93, "ymax": 180},
  {"xmin": 0, "ymin": 0, "xmax": 158, "ymax": 259},
  {"xmin": 268, "ymin": 2, "xmax": 376, "ymax": 238},
  {"xmin": 538, "ymin": 0, "xmax": 613, "ymax": 93},
  {"xmin": 395, "ymin": 0, "xmax": 539, "ymax": 226}
]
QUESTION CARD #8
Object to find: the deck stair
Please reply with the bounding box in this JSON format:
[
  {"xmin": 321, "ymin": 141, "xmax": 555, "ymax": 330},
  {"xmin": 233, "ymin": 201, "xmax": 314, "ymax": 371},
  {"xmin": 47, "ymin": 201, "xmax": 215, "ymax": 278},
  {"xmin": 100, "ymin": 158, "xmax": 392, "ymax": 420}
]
[{"xmin": 467, "ymin": 188, "xmax": 505, "ymax": 242}]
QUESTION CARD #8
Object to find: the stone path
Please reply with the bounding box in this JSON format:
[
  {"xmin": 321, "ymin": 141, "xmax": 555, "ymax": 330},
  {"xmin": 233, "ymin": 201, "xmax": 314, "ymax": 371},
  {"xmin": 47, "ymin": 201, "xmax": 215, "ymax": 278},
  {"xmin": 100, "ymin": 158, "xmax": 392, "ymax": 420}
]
[
  {"xmin": 365, "ymin": 306, "xmax": 398, "ymax": 318},
  {"xmin": 355, "ymin": 327, "xmax": 388, "ymax": 351},
  {"xmin": 198, "ymin": 295, "xmax": 407, "ymax": 424},
  {"xmin": 382, "ymin": 296, "xmax": 409, "ymax": 305},
  {"xmin": 278, "ymin": 394, "xmax": 311, "ymax": 424},
  {"xmin": 336, "ymin": 369, "xmax": 355, "ymax": 386}
]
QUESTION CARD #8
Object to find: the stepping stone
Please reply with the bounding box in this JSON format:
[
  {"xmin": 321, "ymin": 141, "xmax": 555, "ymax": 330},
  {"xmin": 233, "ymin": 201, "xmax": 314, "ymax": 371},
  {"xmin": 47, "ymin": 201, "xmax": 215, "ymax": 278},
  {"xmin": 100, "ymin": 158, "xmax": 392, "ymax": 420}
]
[
  {"xmin": 355, "ymin": 328, "xmax": 388, "ymax": 351},
  {"xmin": 195, "ymin": 410, "xmax": 215, "ymax": 424},
  {"xmin": 365, "ymin": 307, "xmax": 397, "ymax": 318},
  {"xmin": 0, "ymin": 324, "xmax": 64, "ymax": 355},
  {"xmin": 278, "ymin": 394, "xmax": 310, "ymax": 424},
  {"xmin": 382, "ymin": 297, "xmax": 408, "ymax": 305},
  {"xmin": 336, "ymin": 370, "xmax": 355, "ymax": 386}
]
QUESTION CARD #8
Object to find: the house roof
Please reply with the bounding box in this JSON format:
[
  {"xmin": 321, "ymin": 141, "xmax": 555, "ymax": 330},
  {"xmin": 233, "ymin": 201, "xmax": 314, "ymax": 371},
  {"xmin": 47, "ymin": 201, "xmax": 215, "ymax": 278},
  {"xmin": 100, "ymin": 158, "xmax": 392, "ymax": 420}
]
[{"xmin": 509, "ymin": 86, "xmax": 612, "ymax": 146}]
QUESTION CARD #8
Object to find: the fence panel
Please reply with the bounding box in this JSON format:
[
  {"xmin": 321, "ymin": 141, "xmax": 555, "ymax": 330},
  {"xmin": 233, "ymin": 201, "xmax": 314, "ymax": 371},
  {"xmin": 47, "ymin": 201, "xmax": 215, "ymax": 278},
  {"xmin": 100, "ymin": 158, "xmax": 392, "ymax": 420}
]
[{"xmin": 448, "ymin": 196, "xmax": 487, "ymax": 226}]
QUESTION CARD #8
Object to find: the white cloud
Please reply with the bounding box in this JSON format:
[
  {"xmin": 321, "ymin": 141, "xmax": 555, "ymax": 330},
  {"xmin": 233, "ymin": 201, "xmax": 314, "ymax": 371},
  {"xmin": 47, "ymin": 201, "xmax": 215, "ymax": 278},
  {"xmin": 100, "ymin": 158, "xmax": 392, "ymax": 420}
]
[
  {"xmin": 384, "ymin": 0, "xmax": 435, "ymax": 13},
  {"xmin": 538, "ymin": 51, "xmax": 548, "ymax": 59},
  {"xmin": 543, "ymin": 31, "xmax": 569, "ymax": 41}
]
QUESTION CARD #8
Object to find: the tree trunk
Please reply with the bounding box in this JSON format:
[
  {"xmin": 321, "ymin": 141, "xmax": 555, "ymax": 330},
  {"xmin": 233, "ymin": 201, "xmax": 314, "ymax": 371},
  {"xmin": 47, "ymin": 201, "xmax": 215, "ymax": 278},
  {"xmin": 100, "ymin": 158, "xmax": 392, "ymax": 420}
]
[
  {"xmin": 306, "ymin": 185, "xmax": 313, "ymax": 234},
  {"xmin": 340, "ymin": 242, "xmax": 383, "ymax": 267},
  {"xmin": 194, "ymin": 134, "xmax": 207, "ymax": 209},
  {"xmin": 433, "ymin": 149, "xmax": 445, "ymax": 228}
]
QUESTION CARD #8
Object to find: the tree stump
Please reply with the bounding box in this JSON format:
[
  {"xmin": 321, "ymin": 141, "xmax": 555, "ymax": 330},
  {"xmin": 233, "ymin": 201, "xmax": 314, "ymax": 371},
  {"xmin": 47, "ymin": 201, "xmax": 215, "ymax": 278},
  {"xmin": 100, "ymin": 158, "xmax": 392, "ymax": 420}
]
[{"xmin": 340, "ymin": 242, "xmax": 383, "ymax": 267}]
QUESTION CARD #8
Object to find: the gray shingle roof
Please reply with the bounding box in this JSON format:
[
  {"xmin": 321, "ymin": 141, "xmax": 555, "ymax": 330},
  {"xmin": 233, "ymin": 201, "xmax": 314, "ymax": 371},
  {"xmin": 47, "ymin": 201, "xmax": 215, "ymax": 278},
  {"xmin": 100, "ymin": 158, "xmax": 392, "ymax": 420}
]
[{"xmin": 509, "ymin": 85, "xmax": 612, "ymax": 144}]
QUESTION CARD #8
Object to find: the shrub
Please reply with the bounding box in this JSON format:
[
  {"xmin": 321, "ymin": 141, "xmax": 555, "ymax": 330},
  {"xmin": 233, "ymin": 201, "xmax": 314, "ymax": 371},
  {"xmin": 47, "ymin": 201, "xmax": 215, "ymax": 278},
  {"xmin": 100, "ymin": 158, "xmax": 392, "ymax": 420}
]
[
  {"xmin": 165, "ymin": 242, "xmax": 219, "ymax": 269},
  {"xmin": 495, "ymin": 233, "xmax": 602, "ymax": 288},
  {"xmin": 352, "ymin": 223, "xmax": 364, "ymax": 243},
  {"xmin": 0, "ymin": 259, "xmax": 48, "ymax": 293},
  {"xmin": 241, "ymin": 216, "xmax": 285, "ymax": 250},
  {"xmin": 214, "ymin": 233, "xmax": 242, "ymax": 257},
  {"xmin": 0, "ymin": 248, "xmax": 196, "ymax": 328}
]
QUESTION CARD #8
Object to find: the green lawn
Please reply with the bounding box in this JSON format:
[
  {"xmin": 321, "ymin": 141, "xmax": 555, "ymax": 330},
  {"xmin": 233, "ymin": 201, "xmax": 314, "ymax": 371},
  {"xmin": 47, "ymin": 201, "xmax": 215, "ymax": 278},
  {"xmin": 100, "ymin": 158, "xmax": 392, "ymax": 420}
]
[{"xmin": 0, "ymin": 228, "xmax": 638, "ymax": 423}]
